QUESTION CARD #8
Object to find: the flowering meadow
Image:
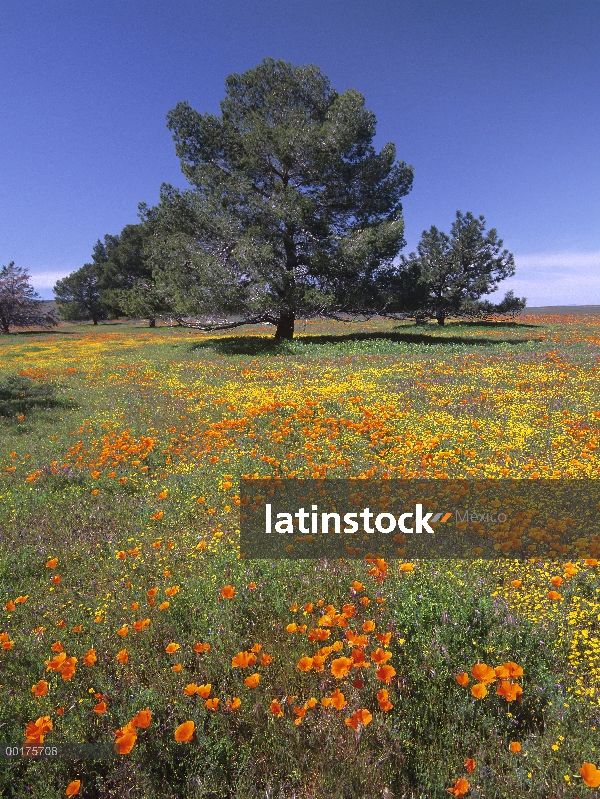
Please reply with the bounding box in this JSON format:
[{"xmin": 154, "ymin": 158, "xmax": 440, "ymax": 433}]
[{"xmin": 1, "ymin": 315, "xmax": 599, "ymax": 798}]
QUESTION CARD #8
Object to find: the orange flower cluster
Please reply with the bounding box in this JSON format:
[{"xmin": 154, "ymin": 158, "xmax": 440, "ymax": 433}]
[
  {"xmin": 114, "ymin": 709, "xmax": 151, "ymax": 755},
  {"xmin": 456, "ymin": 661, "xmax": 523, "ymax": 702},
  {"xmin": 45, "ymin": 651, "xmax": 77, "ymax": 680}
]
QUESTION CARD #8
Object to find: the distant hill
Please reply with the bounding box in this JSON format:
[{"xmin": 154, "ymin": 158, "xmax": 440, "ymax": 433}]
[{"xmin": 522, "ymin": 305, "xmax": 600, "ymax": 315}]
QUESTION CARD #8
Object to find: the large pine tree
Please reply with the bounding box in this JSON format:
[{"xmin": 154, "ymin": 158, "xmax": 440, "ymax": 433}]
[{"xmin": 147, "ymin": 58, "xmax": 413, "ymax": 339}]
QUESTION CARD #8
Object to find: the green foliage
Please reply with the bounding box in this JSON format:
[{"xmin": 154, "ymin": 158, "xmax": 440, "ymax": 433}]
[
  {"xmin": 94, "ymin": 224, "xmax": 172, "ymax": 326},
  {"xmin": 147, "ymin": 57, "xmax": 413, "ymax": 339},
  {"xmin": 384, "ymin": 211, "xmax": 526, "ymax": 325},
  {"xmin": 53, "ymin": 263, "xmax": 107, "ymax": 325}
]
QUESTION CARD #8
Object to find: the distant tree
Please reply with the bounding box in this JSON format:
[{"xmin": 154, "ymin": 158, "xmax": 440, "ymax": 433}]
[
  {"xmin": 0, "ymin": 262, "xmax": 58, "ymax": 334},
  {"xmin": 385, "ymin": 211, "xmax": 525, "ymax": 325},
  {"xmin": 93, "ymin": 223, "xmax": 171, "ymax": 327},
  {"xmin": 147, "ymin": 57, "xmax": 413, "ymax": 339},
  {"xmin": 53, "ymin": 263, "xmax": 107, "ymax": 325}
]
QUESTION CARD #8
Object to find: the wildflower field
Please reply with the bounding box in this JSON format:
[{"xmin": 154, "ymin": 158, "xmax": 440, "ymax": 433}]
[{"xmin": 1, "ymin": 314, "xmax": 599, "ymax": 799}]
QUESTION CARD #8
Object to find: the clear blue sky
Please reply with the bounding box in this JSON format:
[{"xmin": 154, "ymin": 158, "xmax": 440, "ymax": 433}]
[{"xmin": 2, "ymin": 0, "xmax": 599, "ymax": 304}]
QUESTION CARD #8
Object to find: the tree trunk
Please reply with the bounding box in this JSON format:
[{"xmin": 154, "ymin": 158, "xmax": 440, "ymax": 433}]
[
  {"xmin": 436, "ymin": 312, "xmax": 445, "ymax": 326},
  {"xmin": 92, "ymin": 318, "xmax": 98, "ymax": 325},
  {"xmin": 148, "ymin": 318, "xmax": 156, "ymax": 328},
  {"xmin": 275, "ymin": 311, "xmax": 295, "ymax": 340}
]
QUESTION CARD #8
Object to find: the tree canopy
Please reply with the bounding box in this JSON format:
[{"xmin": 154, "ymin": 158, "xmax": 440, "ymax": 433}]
[
  {"xmin": 0, "ymin": 262, "xmax": 58, "ymax": 334},
  {"xmin": 147, "ymin": 57, "xmax": 414, "ymax": 338},
  {"xmin": 383, "ymin": 211, "xmax": 525, "ymax": 325},
  {"xmin": 53, "ymin": 263, "xmax": 107, "ymax": 325},
  {"xmin": 92, "ymin": 224, "xmax": 170, "ymax": 327}
]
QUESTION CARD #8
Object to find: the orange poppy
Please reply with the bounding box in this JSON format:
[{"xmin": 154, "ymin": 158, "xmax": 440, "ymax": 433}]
[
  {"xmin": 244, "ymin": 673, "xmax": 260, "ymax": 688},
  {"xmin": 116, "ymin": 649, "xmax": 129, "ymax": 664},
  {"xmin": 362, "ymin": 621, "xmax": 375, "ymax": 632},
  {"xmin": 464, "ymin": 758, "xmax": 476, "ymax": 773},
  {"xmin": 65, "ymin": 780, "xmax": 81, "ymax": 796},
  {"xmin": 270, "ymin": 699, "xmax": 284, "ymax": 717},
  {"xmin": 550, "ymin": 576, "xmax": 563, "ymax": 588},
  {"xmin": 471, "ymin": 663, "xmax": 496, "ymax": 685},
  {"xmin": 25, "ymin": 715, "xmax": 53, "ymax": 744},
  {"xmin": 446, "ymin": 777, "xmax": 470, "ymax": 797},
  {"xmin": 510, "ymin": 580, "xmax": 522, "ymax": 588},
  {"xmin": 83, "ymin": 649, "xmax": 97, "ymax": 666},
  {"xmin": 165, "ymin": 643, "xmax": 180, "ymax": 654},
  {"xmin": 547, "ymin": 590, "xmax": 562, "ymax": 600},
  {"xmin": 174, "ymin": 721, "xmax": 195, "ymax": 742},
  {"xmin": 297, "ymin": 657, "xmax": 314, "ymax": 672},
  {"xmin": 231, "ymin": 651, "xmax": 256, "ymax": 668},
  {"xmin": 331, "ymin": 657, "xmax": 353, "ymax": 679},
  {"xmin": 114, "ymin": 722, "xmax": 137, "ymax": 754},
  {"xmin": 45, "ymin": 653, "xmax": 67, "ymax": 672},
  {"xmin": 221, "ymin": 585, "xmax": 236, "ymax": 599},
  {"xmin": 31, "ymin": 680, "xmax": 49, "ymax": 697},
  {"xmin": 330, "ymin": 688, "xmax": 347, "ymax": 710},
  {"xmin": 351, "ymin": 581, "xmax": 364, "ymax": 591},
  {"xmin": 509, "ymin": 742, "xmax": 521, "ymax": 753},
  {"xmin": 132, "ymin": 709, "xmax": 151, "ymax": 728},
  {"xmin": 580, "ymin": 763, "xmax": 600, "ymax": 788},
  {"xmin": 196, "ymin": 684, "xmax": 211, "ymax": 699},
  {"xmin": 46, "ymin": 558, "xmax": 58, "ymax": 568},
  {"xmin": 502, "ymin": 661, "xmax": 523, "ymax": 678},
  {"xmin": 4, "ymin": 600, "xmax": 15, "ymax": 612},
  {"xmin": 471, "ymin": 683, "xmax": 487, "ymax": 699},
  {"xmin": 61, "ymin": 657, "xmax": 77, "ymax": 680},
  {"xmin": 376, "ymin": 665, "xmax": 396, "ymax": 684},
  {"xmin": 261, "ymin": 653, "xmax": 273, "ymax": 666},
  {"xmin": 205, "ymin": 698, "xmax": 219, "ymax": 711},
  {"xmin": 159, "ymin": 602, "xmax": 170, "ymax": 611},
  {"xmin": 496, "ymin": 680, "xmax": 522, "ymax": 702},
  {"xmin": 165, "ymin": 586, "xmax": 180, "ymax": 597},
  {"xmin": 377, "ymin": 688, "xmax": 393, "ymax": 711},
  {"xmin": 344, "ymin": 708, "xmax": 372, "ymax": 730},
  {"xmin": 226, "ymin": 697, "xmax": 241, "ymax": 710},
  {"xmin": 370, "ymin": 648, "xmax": 393, "ymax": 665},
  {"xmin": 351, "ymin": 648, "xmax": 367, "ymax": 667},
  {"xmin": 93, "ymin": 701, "xmax": 107, "ymax": 715},
  {"xmin": 456, "ymin": 672, "xmax": 469, "ymax": 687}
]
